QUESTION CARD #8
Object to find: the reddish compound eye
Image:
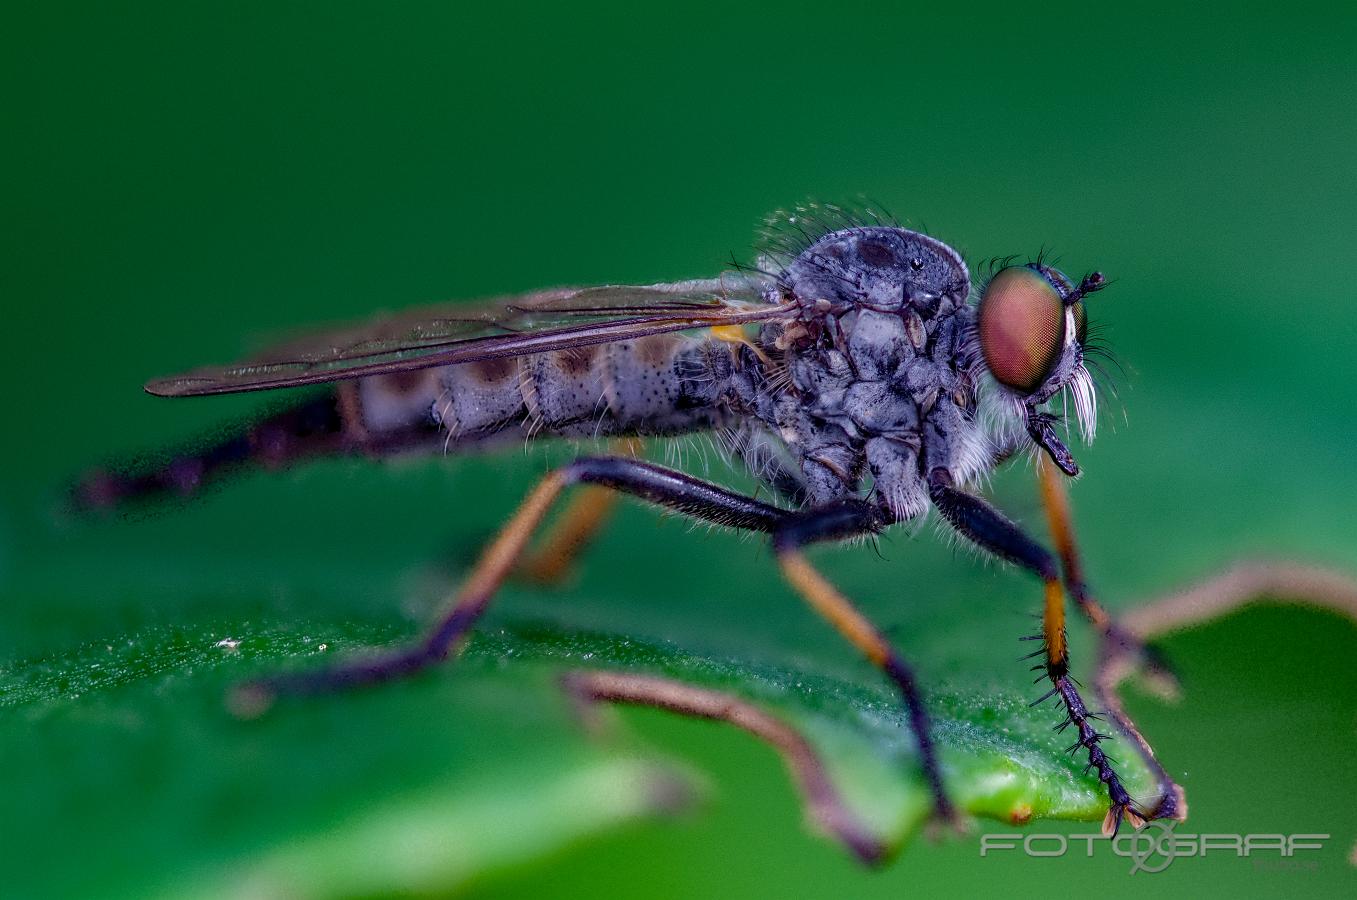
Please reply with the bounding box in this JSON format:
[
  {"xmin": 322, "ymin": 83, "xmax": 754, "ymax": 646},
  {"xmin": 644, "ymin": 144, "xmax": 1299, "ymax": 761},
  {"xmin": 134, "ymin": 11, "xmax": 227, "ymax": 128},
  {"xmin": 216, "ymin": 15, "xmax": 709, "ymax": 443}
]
[{"xmin": 978, "ymin": 266, "xmax": 1066, "ymax": 393}]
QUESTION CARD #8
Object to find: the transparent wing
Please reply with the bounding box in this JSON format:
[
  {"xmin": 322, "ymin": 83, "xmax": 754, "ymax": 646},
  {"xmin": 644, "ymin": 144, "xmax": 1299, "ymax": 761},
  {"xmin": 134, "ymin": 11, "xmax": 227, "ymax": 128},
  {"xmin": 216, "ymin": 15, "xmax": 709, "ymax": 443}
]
[{"xmin": 145, "ymin": 278, "xmax": 792, "ymax": 397}]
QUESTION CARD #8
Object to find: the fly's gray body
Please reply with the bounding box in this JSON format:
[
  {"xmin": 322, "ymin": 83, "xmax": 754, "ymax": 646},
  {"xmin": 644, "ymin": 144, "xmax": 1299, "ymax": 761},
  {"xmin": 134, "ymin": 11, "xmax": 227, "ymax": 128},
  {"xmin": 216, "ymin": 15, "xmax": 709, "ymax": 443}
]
[
  {"xmin": 729, "ymin": 225, "xmax": 990, "ymax": 519},
  {"xmin": 352, "ymin": 223, "xmax": 1086, "ymax": 527},
  {"xmin": 108, "ymin": 207, "xmax": 1171, "ymax": 838}
]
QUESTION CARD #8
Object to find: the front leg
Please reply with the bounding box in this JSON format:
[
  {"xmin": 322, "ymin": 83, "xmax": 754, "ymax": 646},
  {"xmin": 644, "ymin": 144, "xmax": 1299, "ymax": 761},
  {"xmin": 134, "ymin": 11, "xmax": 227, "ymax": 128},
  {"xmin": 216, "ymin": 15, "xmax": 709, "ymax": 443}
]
[
  {"xmin": 928, "ymin": 468, "xmax": 1163, "ymax": 834},
  {"xmin": 1035, "ymin": 455, "xmax": 1180, "ymax": 696}
]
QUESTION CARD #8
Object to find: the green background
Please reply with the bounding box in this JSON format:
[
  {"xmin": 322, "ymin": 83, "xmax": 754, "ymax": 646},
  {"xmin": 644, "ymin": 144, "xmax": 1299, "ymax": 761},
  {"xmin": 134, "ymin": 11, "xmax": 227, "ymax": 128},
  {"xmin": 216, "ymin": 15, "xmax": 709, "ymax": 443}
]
[{"xmin": 3, "ymin": 2, "xmax": 1355, "ymax": 897}]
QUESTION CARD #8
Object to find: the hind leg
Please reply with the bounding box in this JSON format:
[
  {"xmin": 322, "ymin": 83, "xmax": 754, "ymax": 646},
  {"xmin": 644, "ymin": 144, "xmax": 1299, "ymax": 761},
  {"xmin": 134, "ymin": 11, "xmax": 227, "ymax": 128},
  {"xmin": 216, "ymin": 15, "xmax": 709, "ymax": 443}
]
[
  {"xmin": 518, "ymin": 439, "xmax": 644, "ymax": 584},
  {"xmin": 233, "ymin": 459, "xmax": 957, "ymax": 822},
  {"xmin": 231, "ymin": 456, "xmax": 787, "ymax": 714}
]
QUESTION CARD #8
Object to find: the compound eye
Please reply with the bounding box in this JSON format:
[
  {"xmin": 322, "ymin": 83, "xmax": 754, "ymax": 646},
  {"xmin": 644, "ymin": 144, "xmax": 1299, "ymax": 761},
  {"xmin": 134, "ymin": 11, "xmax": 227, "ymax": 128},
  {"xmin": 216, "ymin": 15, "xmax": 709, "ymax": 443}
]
[{"xmin": 978, "ymin": 265, "xmax": 1066, "ymax": 393}]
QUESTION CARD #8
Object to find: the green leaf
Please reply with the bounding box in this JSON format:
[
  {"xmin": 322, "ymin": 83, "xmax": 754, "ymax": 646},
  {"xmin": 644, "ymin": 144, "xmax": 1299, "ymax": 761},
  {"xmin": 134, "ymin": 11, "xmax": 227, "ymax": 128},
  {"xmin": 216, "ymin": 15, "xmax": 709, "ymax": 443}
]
[
  {"xmin": 7, "ymin": 5, "xmax": 1357, "ymax": 895},
  {"xmin": 2, "ymin": 457, "xmax": 1168, "ymax": 897}
]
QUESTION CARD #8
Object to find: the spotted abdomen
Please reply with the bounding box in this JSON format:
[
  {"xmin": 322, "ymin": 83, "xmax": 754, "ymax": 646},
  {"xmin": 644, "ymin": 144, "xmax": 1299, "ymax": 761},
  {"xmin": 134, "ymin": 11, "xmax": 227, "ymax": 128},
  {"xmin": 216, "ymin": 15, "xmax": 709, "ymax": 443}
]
[{"xmin": 355, "ymin": 334, "xmax": 733, "ymax": 444}]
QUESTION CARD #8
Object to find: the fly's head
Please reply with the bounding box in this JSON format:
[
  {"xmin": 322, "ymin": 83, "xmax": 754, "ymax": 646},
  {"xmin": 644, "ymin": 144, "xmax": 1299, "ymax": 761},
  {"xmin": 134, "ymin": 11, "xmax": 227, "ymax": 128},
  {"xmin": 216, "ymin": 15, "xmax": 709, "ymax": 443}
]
[
  {"xmin": 975, "ymin": 259, "xmax": 1110, "ymax": 476},
  {"xmin": 778, "ymin": 226, "xmax": 971, "ymax": 324}
]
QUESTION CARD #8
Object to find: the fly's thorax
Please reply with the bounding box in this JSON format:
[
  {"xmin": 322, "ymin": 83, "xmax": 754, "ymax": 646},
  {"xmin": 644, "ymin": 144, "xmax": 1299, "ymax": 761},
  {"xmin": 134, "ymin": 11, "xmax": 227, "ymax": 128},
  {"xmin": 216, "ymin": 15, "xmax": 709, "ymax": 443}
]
[
  {"xmin": 777, "ymin": 225, "xmax": 971, "ymax": 321},
  {"xmin": 747, "ymin": 299, "xmax": 992, "ymax": 518},
  {"xmin": 354, "ymin": 333, "xmax": 736, "ymax": 443},
  {"xmin": 749, "ymin": 224, "xmax": 994, "ymax": 515}
]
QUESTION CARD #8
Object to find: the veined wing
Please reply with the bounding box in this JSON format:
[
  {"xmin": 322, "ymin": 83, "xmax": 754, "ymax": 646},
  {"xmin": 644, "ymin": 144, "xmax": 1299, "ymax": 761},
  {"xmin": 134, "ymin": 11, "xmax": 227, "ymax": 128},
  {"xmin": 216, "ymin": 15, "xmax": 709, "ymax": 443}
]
[{"xmin": 145, "ymin": 278, "xmax": 793, "ymax": 397}]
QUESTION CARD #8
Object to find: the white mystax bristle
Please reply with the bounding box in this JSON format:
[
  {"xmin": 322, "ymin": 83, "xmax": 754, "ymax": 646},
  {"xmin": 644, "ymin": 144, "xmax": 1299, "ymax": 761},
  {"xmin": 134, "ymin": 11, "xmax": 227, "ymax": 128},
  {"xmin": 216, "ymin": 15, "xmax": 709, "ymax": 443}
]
[{"xmin": 1069, "ymin": 364, "xmax": 1098, "ymax": 443}]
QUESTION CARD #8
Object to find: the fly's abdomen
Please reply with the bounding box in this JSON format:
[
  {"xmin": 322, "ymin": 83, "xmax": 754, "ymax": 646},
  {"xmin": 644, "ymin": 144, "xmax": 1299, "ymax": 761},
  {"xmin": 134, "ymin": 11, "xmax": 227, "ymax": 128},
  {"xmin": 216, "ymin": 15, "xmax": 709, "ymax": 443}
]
[
  {"xmin": 357, "ymin": 333, "xmax": 733, "ymax": 443},
  {"xmin": 518, "ymin": 343, "xmax": 610, "ymax": 435},
  {"xmin": 590, "ymin": 334, "xmax": 730, "ymax": 434},
  {"xmin": 518, "ymin": 333, "xmax": 731, "ymax": 437},
  {"xmin": 76, "ymin": 335, "xmax": 734, "ymax": 513}
]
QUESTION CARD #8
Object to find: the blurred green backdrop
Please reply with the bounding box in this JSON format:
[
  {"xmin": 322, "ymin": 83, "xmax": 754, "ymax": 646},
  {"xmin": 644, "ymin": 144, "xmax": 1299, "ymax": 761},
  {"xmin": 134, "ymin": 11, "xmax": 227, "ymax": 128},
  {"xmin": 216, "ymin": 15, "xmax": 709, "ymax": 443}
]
[{"xmin": 3, "ymin": 2, "xmax": 1355, "ymax": 897}]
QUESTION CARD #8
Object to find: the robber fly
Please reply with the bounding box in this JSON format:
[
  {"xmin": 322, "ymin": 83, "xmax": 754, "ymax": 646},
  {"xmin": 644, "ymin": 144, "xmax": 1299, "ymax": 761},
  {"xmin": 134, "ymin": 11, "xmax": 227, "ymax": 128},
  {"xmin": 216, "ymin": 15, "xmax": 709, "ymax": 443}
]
[{"xmin": 82, "ymin": 205, "xmax": 1178, "ymax": 835}]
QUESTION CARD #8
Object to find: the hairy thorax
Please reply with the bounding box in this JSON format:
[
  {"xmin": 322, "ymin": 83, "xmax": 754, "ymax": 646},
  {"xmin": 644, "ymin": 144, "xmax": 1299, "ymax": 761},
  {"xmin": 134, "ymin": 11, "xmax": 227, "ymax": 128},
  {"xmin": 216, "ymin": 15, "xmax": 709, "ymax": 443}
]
[{"xmin": 725, "ymin": 302, "xmax": 989, "ymax": 521}]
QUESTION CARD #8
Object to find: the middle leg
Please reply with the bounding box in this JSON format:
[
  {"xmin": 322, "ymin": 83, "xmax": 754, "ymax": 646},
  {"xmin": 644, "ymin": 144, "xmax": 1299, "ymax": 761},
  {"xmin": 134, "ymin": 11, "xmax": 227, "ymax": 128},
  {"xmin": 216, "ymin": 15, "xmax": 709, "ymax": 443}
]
[
  {"xmin": 234, "ymin": 457, "xmax": 959, "ymax": 821},
  {"xmin": 772, "ymin": 500, "xmax": 956, "ymax": 824}
]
